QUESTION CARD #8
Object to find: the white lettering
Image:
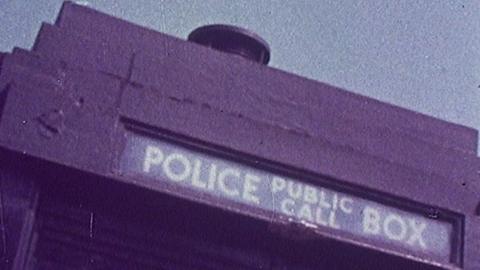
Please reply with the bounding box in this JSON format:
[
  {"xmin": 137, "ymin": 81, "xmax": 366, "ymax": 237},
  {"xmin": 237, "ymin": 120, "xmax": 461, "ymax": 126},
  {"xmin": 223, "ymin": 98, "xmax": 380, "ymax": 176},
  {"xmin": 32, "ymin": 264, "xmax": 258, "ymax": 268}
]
[
  {"xmin": 218, "ymin": 168, "xmax": 240, "ymax": 196},
  {"xmin": 340, "ymin": 197, "xmax": 353, "ymax": 214},
  {"xmin": 243, "ymin": 173, "xmax": 261, "ymax": 204},
  {"xmin": 143, "ymin": 146, "xmax": 164, "ymax": 173},
  {"xmin": 315, "ymin": 207, "xmax": 328, "ymax": 226},
  {"xmin": 318, "ymin": 190, "xmax": 331, "ymax": 208},
  {"xmin": 191, "ymin": 159, "xmax": 207, "ymax": 189},
  {"xmin": 135, "ymin": 140, "xmax": 447, "ymax": 256},
  {"xmin": 332, "ymin": 193, "xmax": 338, "ymax": 210},
  {"xmin": 328, "ymin": 211, "xmax": 340, "ymax": 229},
  {"xmin": 287, "ymin": 181, "xmax": 302, "ymax": 199},
  {"xmin": 271, "ymin": 176, "xmax": 286, "ymax": 193},
  {"xmin": 207, "ymin": 164, "xmax": 217, "ymax": 190},
  {"xmin": 281, "ymin": 199, "xmax": 295, "ymax": 216},
  {"xmin": 163, "ymin": 153, "xmax": 191, "ymax": 182},
  {"xmin": 407, "ymin": 219, "xmax": 427, "ymax": 249},
  {"xmin": 363, "ymin": 207, "xmax": 381, "ymax": 235},
  {"xmin": 303, "ymin": 185, "xmax": 318, "ymax": 204},
  {"xmin": 298, "ymin": 204, "xmax": 313, "ymax": 222},
  {"xmin": 384, "ymin": 214, "xmax": 407, "ymax": 241}
]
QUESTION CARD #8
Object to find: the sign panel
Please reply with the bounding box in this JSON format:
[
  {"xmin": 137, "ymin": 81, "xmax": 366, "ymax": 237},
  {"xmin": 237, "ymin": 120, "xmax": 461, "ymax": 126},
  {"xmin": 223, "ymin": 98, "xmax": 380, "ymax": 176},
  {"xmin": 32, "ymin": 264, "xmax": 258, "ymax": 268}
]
[{"xmin": 120, "ymin": 133, "xmax": 455, "ymax": 261}]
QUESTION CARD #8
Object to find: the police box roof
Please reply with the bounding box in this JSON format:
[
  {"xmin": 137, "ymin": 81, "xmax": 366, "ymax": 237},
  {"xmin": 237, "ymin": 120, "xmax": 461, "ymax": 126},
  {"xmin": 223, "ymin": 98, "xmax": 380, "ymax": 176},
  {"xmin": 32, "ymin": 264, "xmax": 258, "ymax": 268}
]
[{"xmin": 0, "ymin": 2, "xmax": 478, "ymax": 269}]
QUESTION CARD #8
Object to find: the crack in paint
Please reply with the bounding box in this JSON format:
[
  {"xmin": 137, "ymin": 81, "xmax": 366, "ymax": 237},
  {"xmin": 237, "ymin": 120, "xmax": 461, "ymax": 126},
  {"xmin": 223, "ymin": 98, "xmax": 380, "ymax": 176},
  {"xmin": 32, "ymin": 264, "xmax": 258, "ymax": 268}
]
[{"xmin": 163, "ymin": 93, "xmax": 313, "ymax": 139}]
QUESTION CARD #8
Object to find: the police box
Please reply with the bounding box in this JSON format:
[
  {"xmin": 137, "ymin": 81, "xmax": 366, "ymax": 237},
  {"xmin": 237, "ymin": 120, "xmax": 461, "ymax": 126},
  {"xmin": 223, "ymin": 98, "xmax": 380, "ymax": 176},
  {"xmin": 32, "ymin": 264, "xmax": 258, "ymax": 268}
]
[{"xmin": 0, "ymin": 2, "xmax": 479, "ymax": 269}]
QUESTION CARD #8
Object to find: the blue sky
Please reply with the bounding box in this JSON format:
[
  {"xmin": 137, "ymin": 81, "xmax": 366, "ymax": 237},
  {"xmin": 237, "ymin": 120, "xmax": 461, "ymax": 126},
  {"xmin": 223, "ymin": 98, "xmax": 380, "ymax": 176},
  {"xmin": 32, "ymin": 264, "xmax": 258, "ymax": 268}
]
[{"xmin": 1, "ymin": 0, "xmax": 479, "ymax": 153}]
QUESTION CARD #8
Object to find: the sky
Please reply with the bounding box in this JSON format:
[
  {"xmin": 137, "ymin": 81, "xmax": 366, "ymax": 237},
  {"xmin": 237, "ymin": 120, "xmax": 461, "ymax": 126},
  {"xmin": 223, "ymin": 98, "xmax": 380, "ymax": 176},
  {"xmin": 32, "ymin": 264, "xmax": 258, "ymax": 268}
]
[{"xmin": 0, "ymin": 0, "xmax": 479, "ymax": 154}]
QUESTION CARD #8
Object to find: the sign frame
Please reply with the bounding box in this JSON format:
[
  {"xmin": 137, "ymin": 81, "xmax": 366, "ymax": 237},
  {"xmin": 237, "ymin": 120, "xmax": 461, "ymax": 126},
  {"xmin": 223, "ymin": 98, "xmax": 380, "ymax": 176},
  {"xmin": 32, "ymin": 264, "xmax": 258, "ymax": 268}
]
[{"xmin": 118, "ymin": 121, "xmax": 465, "ymax": 267}]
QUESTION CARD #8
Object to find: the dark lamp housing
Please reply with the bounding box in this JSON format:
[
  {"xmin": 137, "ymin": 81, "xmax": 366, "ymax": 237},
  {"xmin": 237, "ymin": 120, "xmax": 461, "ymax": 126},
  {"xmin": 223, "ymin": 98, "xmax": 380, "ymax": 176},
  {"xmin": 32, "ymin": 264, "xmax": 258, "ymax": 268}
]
[{"xmin": 188, "ymin": 24, "xmax": 271, "ymax": 65}]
